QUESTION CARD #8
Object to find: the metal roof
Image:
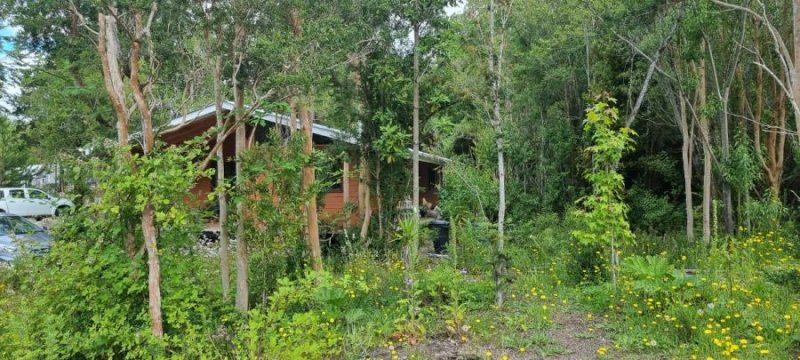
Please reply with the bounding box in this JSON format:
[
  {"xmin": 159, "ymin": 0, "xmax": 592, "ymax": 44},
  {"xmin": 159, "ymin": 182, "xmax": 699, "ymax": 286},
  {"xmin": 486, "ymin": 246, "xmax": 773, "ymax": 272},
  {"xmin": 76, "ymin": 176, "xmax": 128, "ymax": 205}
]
[{"xmin": 161, "ymin": 102, "xmax": 449, "ymax": 165}]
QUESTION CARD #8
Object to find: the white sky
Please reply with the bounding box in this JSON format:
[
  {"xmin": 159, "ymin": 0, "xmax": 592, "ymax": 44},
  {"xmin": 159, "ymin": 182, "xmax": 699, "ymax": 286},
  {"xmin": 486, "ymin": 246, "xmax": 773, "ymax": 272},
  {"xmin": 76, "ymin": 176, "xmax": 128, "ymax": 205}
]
[
  {"xmin": 445, "ymin": 1, "xmax": 466, "ymax": 16},
  {"xmin": 1, "ymin": 26, "xmax": 19, "ymax": 115}
]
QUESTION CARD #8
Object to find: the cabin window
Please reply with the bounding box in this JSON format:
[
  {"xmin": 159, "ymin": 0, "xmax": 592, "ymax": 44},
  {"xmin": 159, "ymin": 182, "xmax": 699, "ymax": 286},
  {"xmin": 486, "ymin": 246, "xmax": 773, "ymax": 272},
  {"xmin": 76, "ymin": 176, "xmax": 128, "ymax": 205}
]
[
  {"xmin": 428, "ymin": 166, "xmax": 439, "ymax": 188},
  {"xmin": 328, "ymin": 161, "xmax": 344, "ymax": 192}
]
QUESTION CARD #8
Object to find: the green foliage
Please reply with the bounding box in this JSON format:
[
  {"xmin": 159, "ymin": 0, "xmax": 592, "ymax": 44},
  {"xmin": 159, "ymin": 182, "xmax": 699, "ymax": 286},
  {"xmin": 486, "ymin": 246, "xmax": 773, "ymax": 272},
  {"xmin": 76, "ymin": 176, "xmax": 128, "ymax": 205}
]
[
  {"xmin": 572, "ymin": 97, "xmax": 635, "ymax": 285},
  {"xmin": 373, "ymin": 111, "xmax": 411, "ymax": 164},
  {"xmin": 743, "ymin": 197, "xmax": 788, "ymax": 233},
  {"xmin": 415, "ymin": 263, "xmax": 491, "ymax": 308},
  {"xmin": 627, "ymin": 186, "xmax": 682, "ymax": 233},
  {"xmin": 723, "ymin": 132, "xmax": 758, "ymax": 195},
  {"xmin": 439, "ymin": 161, "xmax": 498, "ymax": 222},
  {"xmin": 621, "ymin": 255, "xmax": 675, "ymax": 295},
  {"xmin": 238, "ymin": 131, "xmax": 327, "ymax": 299},
  {"xmin": 0, "ymin": 116, "xmax": 30, "ymax": 186},
  {"xmin": 233, "ymin": 271, "xmax": 373, "ymax": 359},
  {"xmin": 1, "ymin": 208, "xmax": 229, "ymax": 358},
  {"xmin": 572, "ymin": 97, "xmax": 636, "ymax": 247},
  {"xmin": 582, "ymin": 231, "xmax": 800, "ymax": 358}
]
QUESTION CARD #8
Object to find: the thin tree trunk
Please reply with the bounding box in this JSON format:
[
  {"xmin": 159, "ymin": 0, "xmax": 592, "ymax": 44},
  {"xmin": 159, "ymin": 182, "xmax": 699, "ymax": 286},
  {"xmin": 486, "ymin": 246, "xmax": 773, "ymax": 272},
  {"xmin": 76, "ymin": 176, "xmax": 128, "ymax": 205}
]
[
  {"xmin": 301, "ymin": 108, "xmax": 323, "ymax": 272},
  {"xmin": 97, "ymin": 14, "xmax": 129, "ymax": 148},
  {"xmin": 359, "ymin": 157, "xmax": 372, "ymax": 242},
  {"xmin": 141, "ymin": 202, "xmax": 162, "ymax": 336},
  {"xmin": 213, "ymin": 56, "xmax": 231, "ymax": 302},
  {"xmin": 698, "ymin": 51, "xmax": 712, "ymax": 245},
  {"xmin": 719, "ymin": 86, "xmax": 734, "ymax": 235},
  {"xmin": 793, "ymin": 0, "xmax": 800, "ymax": 141},
  {"xmin": 412, "ymin": 19, "xmax": 421, "ymax": 230},
  {"xmin": 676, "ymin": 89, "xmax": 694, "ymax": 243},
  {"xmin": 98, "ymin": 13, "xmax": 137, "ymax": 258},
  {"xmin": 343, "ymin": 161, "xmax": 350, "ymax": 220},
  {"xmin": 130, "ymin": 8, "xmax": 163, "ymax": 338},
  {"xmin": 234, "ymin": 84, "xmax": 249, "ymax": 312},
  {"xmin": 489, "ymin": 0, "xmax": 507, "ymax": 307}
]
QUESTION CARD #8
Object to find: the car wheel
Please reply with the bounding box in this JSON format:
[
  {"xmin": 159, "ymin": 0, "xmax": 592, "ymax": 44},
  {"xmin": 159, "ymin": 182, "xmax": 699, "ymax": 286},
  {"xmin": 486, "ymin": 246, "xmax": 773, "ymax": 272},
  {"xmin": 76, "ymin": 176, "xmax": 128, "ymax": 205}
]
[{"xmin": 55, "ymin": 206, "xmax": 72, "ymax": 217}]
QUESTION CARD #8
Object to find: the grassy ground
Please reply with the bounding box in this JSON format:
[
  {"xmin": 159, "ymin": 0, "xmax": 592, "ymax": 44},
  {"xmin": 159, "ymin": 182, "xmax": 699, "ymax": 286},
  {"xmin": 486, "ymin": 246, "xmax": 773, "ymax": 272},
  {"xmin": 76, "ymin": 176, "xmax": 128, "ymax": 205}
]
[{"xmin": 1, "ymin": 216, "xmax": 798, "ymax": 359}]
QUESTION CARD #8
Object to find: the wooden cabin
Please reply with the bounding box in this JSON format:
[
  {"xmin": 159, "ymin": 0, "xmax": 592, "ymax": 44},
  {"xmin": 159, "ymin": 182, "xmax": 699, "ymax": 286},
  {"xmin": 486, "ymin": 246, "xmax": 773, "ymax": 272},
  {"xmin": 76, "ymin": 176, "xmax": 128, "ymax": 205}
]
[{"xmin": 159, "ymin": 102, "xmax": 447, "ymax": 225}]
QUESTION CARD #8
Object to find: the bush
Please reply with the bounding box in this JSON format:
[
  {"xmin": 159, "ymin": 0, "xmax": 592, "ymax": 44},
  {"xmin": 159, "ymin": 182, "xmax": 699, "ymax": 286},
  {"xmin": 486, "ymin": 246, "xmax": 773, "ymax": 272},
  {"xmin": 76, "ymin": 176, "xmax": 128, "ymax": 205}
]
[{"xmin": 1, "ymin": 235, "xmax": 231, "ymax": 358}]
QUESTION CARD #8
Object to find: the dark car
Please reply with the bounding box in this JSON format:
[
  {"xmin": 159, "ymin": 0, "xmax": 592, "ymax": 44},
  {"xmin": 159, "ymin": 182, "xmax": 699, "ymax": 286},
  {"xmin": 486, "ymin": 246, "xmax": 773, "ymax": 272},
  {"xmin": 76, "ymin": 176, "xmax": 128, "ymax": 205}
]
[{"xmin": 0, "ymin": 213, "xmax": 51, "ymax": 265}]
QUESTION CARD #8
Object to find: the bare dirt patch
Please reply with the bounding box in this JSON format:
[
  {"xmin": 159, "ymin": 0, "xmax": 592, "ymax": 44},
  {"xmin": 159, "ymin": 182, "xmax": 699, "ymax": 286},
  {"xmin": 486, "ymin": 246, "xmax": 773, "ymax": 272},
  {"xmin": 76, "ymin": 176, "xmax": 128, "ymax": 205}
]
[
  {"xmin": 541, "ymin": 311, "xmax": 610, "ymax": 359},
  {"xmin": 367, "ymin": 310, "xmax": 617, "ymax": 360}
]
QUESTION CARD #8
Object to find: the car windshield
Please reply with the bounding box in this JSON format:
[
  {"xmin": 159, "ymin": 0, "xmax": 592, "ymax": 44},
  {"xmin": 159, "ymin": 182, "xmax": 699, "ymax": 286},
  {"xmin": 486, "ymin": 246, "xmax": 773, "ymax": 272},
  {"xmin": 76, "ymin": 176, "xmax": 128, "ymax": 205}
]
[{"xmin": 0, "ymin": 216, "xmax": 42, "ymax": 236}]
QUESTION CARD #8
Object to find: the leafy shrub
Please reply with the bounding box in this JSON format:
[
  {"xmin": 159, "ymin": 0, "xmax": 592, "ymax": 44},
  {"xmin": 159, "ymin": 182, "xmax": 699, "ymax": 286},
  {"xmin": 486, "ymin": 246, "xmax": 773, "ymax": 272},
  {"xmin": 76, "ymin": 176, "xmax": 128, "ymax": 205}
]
[
  {"xmin": 620, "ymin": 255, "xmax": 674, "ymax": 295},
  {"xmin": 233, "ymin": 270, "xmax": 378, "ymax": 359},
  {"xmin": 1, "ymin": 235, "xmax": 229, "ymax": 358},
  {"xmin": 415, "ymin": 263, "xmax": 491, "ymax": 309}
]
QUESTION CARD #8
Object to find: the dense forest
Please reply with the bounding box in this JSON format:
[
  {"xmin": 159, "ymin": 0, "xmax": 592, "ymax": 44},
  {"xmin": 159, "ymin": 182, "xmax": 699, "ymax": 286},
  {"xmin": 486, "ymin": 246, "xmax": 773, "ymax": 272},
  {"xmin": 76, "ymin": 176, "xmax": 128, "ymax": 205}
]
[{"xmin": 1, "ymin": 0, "xmax": 799, "ymax": 359}]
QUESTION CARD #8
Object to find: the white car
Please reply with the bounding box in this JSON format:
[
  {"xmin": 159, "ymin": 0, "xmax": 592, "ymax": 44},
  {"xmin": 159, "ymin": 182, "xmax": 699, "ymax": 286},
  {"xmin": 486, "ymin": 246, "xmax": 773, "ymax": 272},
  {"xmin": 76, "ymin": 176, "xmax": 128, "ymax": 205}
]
[{"xmin": 0, "ymin": 187, "xmax": 74, "ymax": 217}]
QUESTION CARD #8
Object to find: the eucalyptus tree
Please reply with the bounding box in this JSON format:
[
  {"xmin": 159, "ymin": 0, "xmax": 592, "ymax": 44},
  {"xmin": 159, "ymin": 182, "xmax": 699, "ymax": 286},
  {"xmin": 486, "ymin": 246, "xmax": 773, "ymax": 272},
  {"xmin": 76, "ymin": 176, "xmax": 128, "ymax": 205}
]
[
  {"xmin": 712, "ymin": 0, "xmax": 800, "ymax": 144},
  {"xmin": 51, "ymin": 0, "xmax": 209, "ymax": 337}
]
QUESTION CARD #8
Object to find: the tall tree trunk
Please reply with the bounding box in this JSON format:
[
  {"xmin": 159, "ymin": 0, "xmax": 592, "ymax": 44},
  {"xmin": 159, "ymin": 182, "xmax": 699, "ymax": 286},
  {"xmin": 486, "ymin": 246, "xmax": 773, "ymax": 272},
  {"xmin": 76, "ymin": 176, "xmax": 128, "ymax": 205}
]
[
  {"xmin": 793, "ymin": 0, "xmax": 800, "ymax": 141},
  {"xmin": 301, "ymin": 108, "xmax": 323, "ymax": 272},
  {"xmin": 213, "ymin": 56, "xmax": 231, "ymax": 302},
  {"xmin": 98, "ymin": 13, "xmax": 137, "ymax": 258},
  {"xmin": 412, "ymin": 19, "xmax": 421, "ymax": 226},
  {"xmin": 751, "ymin": 52, "xmax": 787, "ymax": 200},
  {"xmin": 130, "ymin": 8, "xmax": 163, "ymax": 338},
  {"xmin": 489, "ymin": 0, "xmax": 507, "ymax": 307},
  {"xmin": 234, "ymin": 84, "xmax": 249, "ymax": 312},
  {"xmin": 719, "ymin": 87, "xmax": 734, "ymax": 235},
  {"xmin": 698, "ymin": 51, "xmax": 712, "ymax": 245},
  {"xmin": 97, "ymin": 14, "xmax": 128, "ymax": 149},
  {"xmin": 289, "ymin": 7, "xmax": 322, "ymax": 271},
  {"xmin": 676, "ymin": 89, "xmax": 694, "ymax": 243}
]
